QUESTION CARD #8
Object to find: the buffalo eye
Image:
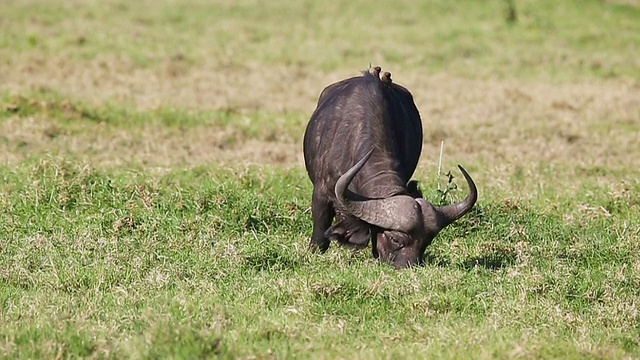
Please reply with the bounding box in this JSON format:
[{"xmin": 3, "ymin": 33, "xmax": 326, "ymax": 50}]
[{"xmin": 389, "ymin": 233, "xmax": 407, "ymax": 248}]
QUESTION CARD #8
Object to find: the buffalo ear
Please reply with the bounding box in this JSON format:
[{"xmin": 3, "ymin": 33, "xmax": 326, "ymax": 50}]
[
  {"xmin": 406, "ymin": 180, "xmax": 423, "ymax": 198},
  {"xmin": 324, "ymin": 215, "xmax": 370, "ymax": 248}
]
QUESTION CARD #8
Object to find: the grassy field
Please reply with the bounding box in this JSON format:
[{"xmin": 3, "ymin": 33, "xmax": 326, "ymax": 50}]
[{"xmin": 2, "ymin": 0, "xmax": 640, "ymax": 358}]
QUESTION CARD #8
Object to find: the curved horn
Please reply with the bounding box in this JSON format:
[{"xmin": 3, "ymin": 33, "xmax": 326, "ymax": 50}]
[
  {"xmin": 436, "ymin": 165, "xmax": 478, "ymax": 228},
  {"xmin": 335, "ymin": 150, "xmax": 420, "ymax": 232}
]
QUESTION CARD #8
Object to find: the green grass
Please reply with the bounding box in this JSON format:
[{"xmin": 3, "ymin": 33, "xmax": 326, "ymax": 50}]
[
  {"xmin": 2, "ymin": 0, "xmax": 640, "ymax": 81},
  {"xmin": 1, "ymin": 90, "xmax": 305, "ymax": 136},
  {"xmin": 1, "ymin": 158, "xmax": 639, "ymax": 358},
  {"xmin": 2, "ymin": 0, "xmax": 640, "ymax": 358}
]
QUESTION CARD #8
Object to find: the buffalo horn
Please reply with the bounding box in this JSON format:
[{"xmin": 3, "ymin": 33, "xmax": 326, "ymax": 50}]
[{"xmin": 335, "ymin": 150, "xmax": 421, "ymax": 232}]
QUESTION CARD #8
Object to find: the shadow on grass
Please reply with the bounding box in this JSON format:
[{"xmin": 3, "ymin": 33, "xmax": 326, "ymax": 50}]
[
  {"xmin": 422, "ymin": 253, "xmax": 451, "ymax": 268},
  {"xmin": 242, "ymin": 247, "xmax": 301, "ymax": 272},
  {"xmin": 460, "ymin": 252, "xmax": 516, "ymax": 270},
  {"xmin": 424, "ymin": 250, "xmax": 516, "ymax": 271}
]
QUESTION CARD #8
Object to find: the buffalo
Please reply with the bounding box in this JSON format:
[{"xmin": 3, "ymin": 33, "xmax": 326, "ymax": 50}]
[{"xmin": 303, "ymin": 66, "xmax": 478, "ymax": 269}]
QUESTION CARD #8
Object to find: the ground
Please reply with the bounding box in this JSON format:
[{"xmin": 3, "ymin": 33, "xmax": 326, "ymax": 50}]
[{"xmin": 1, "ymin": 0, "xmax": 640, "ymax": 358}]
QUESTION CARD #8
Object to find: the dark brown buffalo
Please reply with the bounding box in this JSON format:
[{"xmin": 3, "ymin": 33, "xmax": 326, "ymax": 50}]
[{"xmin": 303, "ymin": 66, "xmax": 477, "ymax": 269}]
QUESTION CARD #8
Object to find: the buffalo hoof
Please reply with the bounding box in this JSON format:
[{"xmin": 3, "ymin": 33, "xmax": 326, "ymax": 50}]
[{"xmin": 308, "ymin": 238, "xmax": 330, "ymax": 253}]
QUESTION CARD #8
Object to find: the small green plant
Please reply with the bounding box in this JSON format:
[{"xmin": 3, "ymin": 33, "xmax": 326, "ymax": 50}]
[
  {"xmin": 436, "ymin": 169, "xmax": 458, "ymax": 206},
  {"xmin": 434, "ymin": 140, "xmax": 459, "ymax": 206}
]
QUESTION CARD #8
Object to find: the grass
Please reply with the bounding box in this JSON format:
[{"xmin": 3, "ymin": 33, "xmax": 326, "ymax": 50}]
[
  {"xmin": 3, "ymin": 0, "xmax": 640, "ymax": 80},
  {"xmin": 2, "ymin": 0, "xmax": 640, "ymax": 358},
  {"xmin": 1, "ymin": 158, "xmax": 639, "ymax": 358}
]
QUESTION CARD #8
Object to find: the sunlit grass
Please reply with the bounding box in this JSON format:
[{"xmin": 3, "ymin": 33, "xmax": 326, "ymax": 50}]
[
  {"xmin": 1, "ymin": 158, "xmax": 639, "ymax": 358},
  {"xmin": 1, "ymin": 0, "xmax": 640, "ymax": 358},
  {"xmin": 2, "ymin": 0, "xmax": 640, "ymax": 79}
]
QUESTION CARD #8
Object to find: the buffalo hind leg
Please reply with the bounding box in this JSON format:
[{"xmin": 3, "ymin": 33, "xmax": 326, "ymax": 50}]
[
  {"xmin": 370, "ymin": 228, "xmax": 380, "ymax": 259},
  {"xmin": 309, "ymin": 190, "xmax": 334, "ymax": 252}
]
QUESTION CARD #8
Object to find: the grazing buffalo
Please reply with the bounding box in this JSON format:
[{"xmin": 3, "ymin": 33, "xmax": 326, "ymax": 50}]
[{"xmin": 303, "ymin": 66, "xmax": 478, "ymax": 269}]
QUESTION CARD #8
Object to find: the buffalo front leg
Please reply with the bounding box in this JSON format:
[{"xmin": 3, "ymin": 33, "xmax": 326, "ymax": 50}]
[{"xmin": 309, "ymin": 190, "xmax": 334, "ymax": 252}]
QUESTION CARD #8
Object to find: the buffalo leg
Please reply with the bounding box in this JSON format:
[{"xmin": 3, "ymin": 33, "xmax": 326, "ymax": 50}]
[
  {"xmin": 370, "ymin": 229, "xmax": 379, "ymax": 259},
  {"xmin": 309, "ymin": 189, "xmax": 334, "ymax": 252}
]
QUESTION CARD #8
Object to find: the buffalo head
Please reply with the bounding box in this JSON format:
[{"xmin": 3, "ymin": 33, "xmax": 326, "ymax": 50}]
[{"xmin": 334, "ymin": 149, "xmax": 478, "ymax": 269}]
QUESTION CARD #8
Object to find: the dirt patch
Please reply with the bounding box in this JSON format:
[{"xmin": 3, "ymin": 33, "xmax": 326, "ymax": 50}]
[
  {"xmin": 0, "ymin": 115, "xmax": 302, "ymax": 168},
  {"xmin": 2, "ymin": 54, "xmax": 327, "ymax": 113},
  {"xmin": 2, "ymin": 55, "xmax": 639, "ymax": 174}
]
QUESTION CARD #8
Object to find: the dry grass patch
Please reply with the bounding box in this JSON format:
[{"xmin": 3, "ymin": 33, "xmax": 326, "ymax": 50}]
[
  {"xmin": 2, "ymin": 0, "xmax": 639, "ymax": 179},
  {"xmin": 2, "ymin": 55, "xmax": 328, "ymax": 113},
  {"xmin": 3, "ymin": 73, "xmax": 639, "ymax": 176},
  {"xmin": 0, "ymin": 118, "xmax": 300, "ymax": 167}
]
